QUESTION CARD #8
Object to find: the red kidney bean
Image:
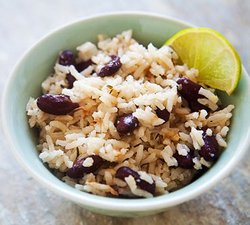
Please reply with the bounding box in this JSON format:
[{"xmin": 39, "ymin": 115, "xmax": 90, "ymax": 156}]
[
  {"xmin": 177, "ymin": 78, "xmax": 209, "ymax": 112},
  {"xmin": 189, "ymin": 100, "xmax": 210, "ymax": 112},
  {"xmin": 115, "ymin": 166, "xmax": 155, "ymax": 195},
  {"xmin": 155, "ymin": 108, "xmax": 170, "ymax": 123},
  {"xmin": 66, "ymin": 73, "xmax": 76, "ymax": 89},
  {"xmin": 199, "ymin": 131, "xmax": 219, "ymax": 161},
  {"xmin": 98, "ymin": 55, "xmax": 122, "ymax": 77},
  {"xmin": 177, "ymin": 78, "xmax": 202, "ymax": 101},
  {"xmin": 66, "ymin": 60, "xmax": 93, "ymax": 88},
  {"xmin": 66, "ymin": 155, "xmax": 104, "ymax": 179},
  {"xmin": 75, "ymin": 59, "xmax": 93, "ymax": 72},
  {"xmin": 37, "ymin": 94, "xmax": 79, "ymax": 115},
  {"xmin": 58, "ymin": 50, "xmax": 75, "ymax": 66},
  {"xmin": 115, "ymin": 113, "xmax": 139, "ymax": 135},
  {"xmin": 174, "ymin": 149, "xmax": 195, "ymax": 169},
  {"xmin": 116, "ymin": 166, "xmax": 139, "ymax": 179}
]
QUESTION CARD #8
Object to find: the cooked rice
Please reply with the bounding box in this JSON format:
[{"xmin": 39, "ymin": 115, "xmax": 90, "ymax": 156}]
[{"xmin": 26, "ymin": 30, "xmax": 234, "ymax": 198}]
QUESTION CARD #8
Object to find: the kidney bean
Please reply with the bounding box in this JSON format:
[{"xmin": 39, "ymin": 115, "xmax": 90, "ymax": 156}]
[
  {"xmin": 177, "ymin": 78, "xmax": 209, "ymax": 112},
  {"xmin": 177, "ymin": 78, "xmax": 202, "ymax": 101},
  {"xmin": 116, "ymin": 166, "xmax": 139, "ymax": 179},
  {"xmin": 199, "ymin": 131, "xmax": 219, "ymax": 161},
  {"xmin": 75, "ymin": 59, "xmax": 93, "ymax": 72},
  {"xmin": 115, "ymin": 113, "xmax": 139, "ymax": 135},
  {"xmin": 155, "ymin": 108, "xmax": 170, "ymax": 123},
  {"xmin": 37, "ymin": 94, "xmax": 79, "ymax": 115},
  {"xmin": 66, "ymin": 155, "xmax": 104, "ymax": 179},
  {"xmin": 188, "ymin": 100, "xmax": 210, "ymax": 112},
  {"xmin": 115, "ymin": 166, "xmax": 155, "ymax": 195},
  {"xmin": 58, "ymin": 50, "xmax": 75, "ymax": 66},
  {"xmin": 174, "ymin": 149, "xmax": 195, "ymax": 169},
  {"xmin": 66, "ymin": 73, "xmax": 76, "ymax": 89},
  {"xmin": 98, "ymin": 55, "xmax": 122, "ymax": 77}
]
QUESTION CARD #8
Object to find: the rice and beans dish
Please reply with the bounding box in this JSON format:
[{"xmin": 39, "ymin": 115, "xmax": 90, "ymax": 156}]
[{"xmin": 26, "ymin": 30, "xmax": 234, "ymax": 198}]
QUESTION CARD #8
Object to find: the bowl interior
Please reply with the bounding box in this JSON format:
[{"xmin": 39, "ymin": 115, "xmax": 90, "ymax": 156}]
[{"xmin": 3, "ymin": 13, "xmax": 250, "ymax": 216}]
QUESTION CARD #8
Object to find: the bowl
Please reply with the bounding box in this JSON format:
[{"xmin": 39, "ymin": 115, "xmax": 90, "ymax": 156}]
[{"xmin": 2, "ymin": 12, "xmax": 250, "ymax": 217}]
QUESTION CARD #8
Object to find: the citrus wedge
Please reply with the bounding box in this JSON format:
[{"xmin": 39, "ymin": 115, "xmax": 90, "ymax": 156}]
[{"xmin": 165, "ymin": 28, "xmax": 241, "ymax": 95}]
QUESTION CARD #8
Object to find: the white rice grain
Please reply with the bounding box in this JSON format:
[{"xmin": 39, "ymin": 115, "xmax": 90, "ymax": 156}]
[{"xmin": 190, "ymin": 127, "xmax": 205, "ymax": 150}]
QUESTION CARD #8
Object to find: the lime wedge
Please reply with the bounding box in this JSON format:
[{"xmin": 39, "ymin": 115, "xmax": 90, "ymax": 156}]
[{"xmin": 165, "ymin": 28, "xmax": 241, "ymax": 95}]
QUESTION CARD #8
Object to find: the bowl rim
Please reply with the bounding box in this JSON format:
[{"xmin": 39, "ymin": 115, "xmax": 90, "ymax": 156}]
[{"xmin": 2, "ymin": 11, "xmax": 250, "ymax": 212}]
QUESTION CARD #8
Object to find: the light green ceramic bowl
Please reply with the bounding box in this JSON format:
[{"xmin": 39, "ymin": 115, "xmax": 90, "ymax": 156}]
[{"xmin": 2, "ymin": 12, "xmax": 250, "ymax": 217}]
